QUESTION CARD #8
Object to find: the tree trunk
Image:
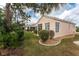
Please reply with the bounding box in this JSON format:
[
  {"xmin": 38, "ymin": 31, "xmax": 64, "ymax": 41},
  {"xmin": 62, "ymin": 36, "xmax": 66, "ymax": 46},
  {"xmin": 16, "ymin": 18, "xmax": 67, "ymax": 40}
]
[{"xmin": 4, "ymin": 3, "xmax": 13, "ymax": 32}]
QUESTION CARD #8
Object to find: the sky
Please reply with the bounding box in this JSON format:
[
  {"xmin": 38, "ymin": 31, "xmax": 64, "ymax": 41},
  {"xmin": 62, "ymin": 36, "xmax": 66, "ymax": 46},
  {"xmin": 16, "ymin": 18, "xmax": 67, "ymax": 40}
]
[
  {"xmin": 26, "ymin": 3, "xmax": 79, "ymax": 26},
  {"xmin": 58, "ymin": 3, "xmax": 79, "ymax": 26},
  {"xmin": 0, "ymin": 3, "xmax": 79, "ymax": 26}
]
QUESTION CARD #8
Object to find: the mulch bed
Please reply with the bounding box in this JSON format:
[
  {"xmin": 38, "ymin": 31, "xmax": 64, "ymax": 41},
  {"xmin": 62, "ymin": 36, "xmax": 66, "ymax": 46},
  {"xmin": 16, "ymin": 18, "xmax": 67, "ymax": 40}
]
[
  {"xmin": 39, "ymin": 39, "xmax": 61, "ymax": 46},
  {"xmin": 0, "ymin": 48, "xmax": 24, "ymax": 56},
  {"xmin": 43, "ymin": 39, "xmax": 60, "ymax": 44}
]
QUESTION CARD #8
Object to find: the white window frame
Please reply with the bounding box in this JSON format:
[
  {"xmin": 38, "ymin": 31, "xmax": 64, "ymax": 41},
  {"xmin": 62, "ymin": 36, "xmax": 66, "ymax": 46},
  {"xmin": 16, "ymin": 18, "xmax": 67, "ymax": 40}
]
[
  {"xmin": 55, "ymin": 22, "xmax": 60, "ymax": 32},
  {"xmin": 45, "ymin": 22, "xmax": 50, "ymax": 30}
]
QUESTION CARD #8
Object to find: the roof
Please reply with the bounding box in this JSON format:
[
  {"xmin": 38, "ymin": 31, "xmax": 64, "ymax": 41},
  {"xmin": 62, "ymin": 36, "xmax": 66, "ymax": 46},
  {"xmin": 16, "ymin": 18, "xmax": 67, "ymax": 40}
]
[
  {"xmin": 37, "ymin": 16, "xmax": 75, "ymax": 25},
  {"xmin": 27, "ymin": 23, "xmax": 37, "ymax": 27}
]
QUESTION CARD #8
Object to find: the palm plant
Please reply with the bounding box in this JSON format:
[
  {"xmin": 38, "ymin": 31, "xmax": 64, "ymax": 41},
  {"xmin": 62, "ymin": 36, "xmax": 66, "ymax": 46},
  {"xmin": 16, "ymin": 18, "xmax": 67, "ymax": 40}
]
[{"xmin": 4, "ymin": 3, "xmax": 13, "ymax": 32}]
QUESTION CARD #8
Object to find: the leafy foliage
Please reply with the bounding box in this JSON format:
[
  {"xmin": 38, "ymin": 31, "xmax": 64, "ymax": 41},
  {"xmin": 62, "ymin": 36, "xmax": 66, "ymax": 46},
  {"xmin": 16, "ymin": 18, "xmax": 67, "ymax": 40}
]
[
  {"xmin": 0, "ymin": 7, "xmax": 24, "ymax": 48},
  {"xmin": 49, "ymin": 30, "xmax": 55, "ymax": 39},
  {"xmin": 76, "ymin": 26, "xmax": 79, "ymax": 32},
  {"xmin": 38, "ymin": 30, "xmax": 55, "ymax": 42},
  {"xmin": 11, "ymin": 3, "xmax": 65, "ymax": 16},
  {"xmin": 39, "ymin": 30, "xmax": 49, "ymax": 42}
]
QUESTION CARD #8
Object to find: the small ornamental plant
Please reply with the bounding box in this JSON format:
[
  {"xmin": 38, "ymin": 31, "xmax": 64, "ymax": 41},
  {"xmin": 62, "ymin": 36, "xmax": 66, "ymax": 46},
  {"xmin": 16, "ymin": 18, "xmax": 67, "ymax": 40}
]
[
  {"xmin": 49, "ymin": 30, "xmax": 55, "ymax": 39},
  {"xmin": 39, "ymin": 30, "xmax": 49, "ymax": 42}
]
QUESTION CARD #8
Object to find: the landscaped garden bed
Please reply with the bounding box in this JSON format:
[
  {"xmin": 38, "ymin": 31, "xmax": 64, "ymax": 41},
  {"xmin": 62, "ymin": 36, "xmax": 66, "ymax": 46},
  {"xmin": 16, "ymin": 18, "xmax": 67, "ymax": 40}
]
[
  {"xmin": 38, "ymin": 30, "xmax": 61, "ymax": 46},
  {"xmin": 39, "ymin": 39, "xmax": 61, "ymax": 46}
]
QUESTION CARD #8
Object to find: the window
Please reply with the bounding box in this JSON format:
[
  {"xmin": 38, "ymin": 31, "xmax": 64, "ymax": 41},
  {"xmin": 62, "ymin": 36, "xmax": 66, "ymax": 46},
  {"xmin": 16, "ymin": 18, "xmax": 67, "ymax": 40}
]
[
  {"xmin": 45, "ymin": 22, "xmax": 50, "ymax": 30},
  {"xmin": 38, "ymin": 24, "xmax": 42, "ymax": 31},
  {"xmin": 55, "ymin": 22, "xmax": 60, "ymax": 32}
]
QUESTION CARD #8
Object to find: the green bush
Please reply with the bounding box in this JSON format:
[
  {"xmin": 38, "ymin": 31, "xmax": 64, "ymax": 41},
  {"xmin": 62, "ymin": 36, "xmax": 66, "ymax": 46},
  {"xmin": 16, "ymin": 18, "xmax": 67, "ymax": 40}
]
[
  {"xmin": 9, "ymin": 31, "xmax": 18, "ymax": 48},
  {"xmin": 76, "ymin": 26, "xmax": 79, "ymax": 32},
  {"xmin": 3, "ymin": 33, "xmax": 11, "ymax": 48},
  {"xmin": 12, "ymin": 23, "xmax": 24, "ymax": 46},
  {"xmin": 0, "ymin": 21, "xmax": 24, "ymax": 48},
  {"xmin": 2, "ymin": 30, "xmax": 24, "ymax": 48},
  {"xmin": 39, "ymin": 30, "xmax": 49, "ymax": 42},
  {"xmin": 0, "ymin": 9, "xmax": 24, "ymax": 48},
  {"xmin": 0, "ymin": 32, "xmax": 3, "ymax": 48},
  {"xmin": 1, "ymin": 32, "xmax": 18, "ymax": 48},
  {"xmin": 49, "ymin": 30, "xmax": 55, "ymax": 39}
]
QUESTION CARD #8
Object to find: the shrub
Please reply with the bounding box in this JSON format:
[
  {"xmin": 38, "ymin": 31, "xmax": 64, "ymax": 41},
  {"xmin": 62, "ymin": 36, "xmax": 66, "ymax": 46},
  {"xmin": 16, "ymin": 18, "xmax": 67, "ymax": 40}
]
[
  {"xmin": 9, "ymin": 31, "xmax": 18, "ymax": 48},
  {"xmin": 0, "ymin": 9, "xmax": 24, "ymax": 48},
  {"xmin": 76, "ymin": 26, "xmax": 79, "ymax": 32},
  {"xmin": 0, "ymin": 22, "xmax": 24, "ymax": 48},
  {"xmin": 12, "ymin": 23, "xmax": 24, "ymax": 46},
  {"xmin": 49, "ymin": 30, "xmax": 55, "ymax": 39},
  {"xmin": 0, "ymin": 32, "xmax": 3, "ymax": 48},
  {"xmin": 2, "ymin": 32, "xmax": 18, "ymax": 48},
  {"xmin": 39, "ymin": 30, "xmax": 49, "ymax": 42}
]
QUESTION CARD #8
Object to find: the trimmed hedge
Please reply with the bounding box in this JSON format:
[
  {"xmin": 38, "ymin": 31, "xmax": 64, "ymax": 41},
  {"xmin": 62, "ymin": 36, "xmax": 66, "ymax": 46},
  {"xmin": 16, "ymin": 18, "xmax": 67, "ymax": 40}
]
[
  {"xmin": 49, "ymin": 30, "xmax": 54, "ymax": 39},
  {"xmin": 39, "ymin": 30, "xmax": 49, "ymax": 42},
  {"xmin": 39, "ymin": 30, "xmax": 55, "ymax": 42}
]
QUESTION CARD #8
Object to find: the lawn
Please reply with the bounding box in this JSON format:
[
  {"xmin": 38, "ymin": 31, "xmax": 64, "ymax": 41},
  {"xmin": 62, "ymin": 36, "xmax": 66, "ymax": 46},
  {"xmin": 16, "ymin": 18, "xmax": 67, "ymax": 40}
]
[{"xmin": 24, "ymin": 32, "xmax": 79, "ymax": 56}]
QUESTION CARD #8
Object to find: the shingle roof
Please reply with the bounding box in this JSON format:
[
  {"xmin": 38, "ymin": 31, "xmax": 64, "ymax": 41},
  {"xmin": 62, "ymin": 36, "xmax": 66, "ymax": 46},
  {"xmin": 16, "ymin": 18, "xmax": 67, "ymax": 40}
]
[{"xmin": 37, "ymin": 16, "xmax": 75, "ymax": 25}]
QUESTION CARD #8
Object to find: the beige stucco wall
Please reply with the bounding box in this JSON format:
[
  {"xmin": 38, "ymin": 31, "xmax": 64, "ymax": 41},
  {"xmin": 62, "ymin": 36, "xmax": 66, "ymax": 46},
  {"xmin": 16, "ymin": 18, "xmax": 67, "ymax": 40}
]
[
  {"xmin": 54, "ymin": 21, "xmax": 76, "ymax": 38},
  {"xmin": 38, "ymin": 16, "xmax": 76, "ymax": 38}
]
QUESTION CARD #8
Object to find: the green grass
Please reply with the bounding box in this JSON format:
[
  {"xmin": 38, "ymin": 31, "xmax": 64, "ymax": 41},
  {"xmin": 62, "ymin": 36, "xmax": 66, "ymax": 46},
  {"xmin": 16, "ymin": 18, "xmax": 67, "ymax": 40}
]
[{"xmin": 24, "ymin": 32, "xmax": 79, "ymax": 56}]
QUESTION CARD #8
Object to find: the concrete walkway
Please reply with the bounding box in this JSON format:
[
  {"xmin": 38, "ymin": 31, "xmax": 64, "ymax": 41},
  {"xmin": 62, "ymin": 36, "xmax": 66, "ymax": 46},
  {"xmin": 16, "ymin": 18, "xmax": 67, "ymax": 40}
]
[{"xmin": 73, "ymin": 41, "xmax": 79, "ymax": 46}]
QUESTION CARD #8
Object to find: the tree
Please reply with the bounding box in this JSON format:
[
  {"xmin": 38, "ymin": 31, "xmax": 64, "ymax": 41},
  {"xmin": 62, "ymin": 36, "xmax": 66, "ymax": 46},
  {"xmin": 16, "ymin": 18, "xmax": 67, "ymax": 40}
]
[
  {"xmin": 0, "ymin": 8, "xmax": 5, "ymax": 33},
  {"xmin": 10, "ymin": 3, "xmax": 65, "ymax": 28},
  {"xmin": 4, "ymin": 3, "xmax": 13, "ymax": 32},
  {"xmin": 11, "ymin": 3, "xmax": 65, "ymax": 17},
  {"xmin": 33, "ymin": 3, "xmax": 65, "ymax": 15}
]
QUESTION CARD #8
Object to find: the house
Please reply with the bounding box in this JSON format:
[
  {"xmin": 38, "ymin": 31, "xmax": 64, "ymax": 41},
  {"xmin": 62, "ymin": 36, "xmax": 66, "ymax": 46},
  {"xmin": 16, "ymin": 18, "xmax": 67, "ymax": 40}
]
[
  {"xmin": 26, "ymin": 23, "xmax": 37, "ymax": 31},
  {"xmin": 37, "ymin": 16, "xmax": 76, "ymax": 38}
]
